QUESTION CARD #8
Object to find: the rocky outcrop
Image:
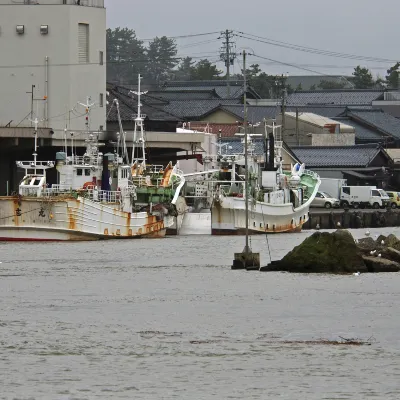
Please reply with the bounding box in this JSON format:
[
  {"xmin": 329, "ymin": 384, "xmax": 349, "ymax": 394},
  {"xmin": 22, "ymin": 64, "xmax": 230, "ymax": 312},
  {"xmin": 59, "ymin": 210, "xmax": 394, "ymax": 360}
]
[
  {"xmin": 261, "ymin": 230, "xmax": 400, "ymax": 274},
  {"xmin": 261, "ymin": 230, "xmax": 367, "ymax": 274}
]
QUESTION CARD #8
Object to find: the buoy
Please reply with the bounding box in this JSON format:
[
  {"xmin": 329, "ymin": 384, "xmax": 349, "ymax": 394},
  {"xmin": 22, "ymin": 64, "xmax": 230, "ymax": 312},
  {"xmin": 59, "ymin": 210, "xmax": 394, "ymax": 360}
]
[
  {"xmin": 316, "ymin": 224, "xmax": 320, "ymax": 230},
  {"xmin": 353, "ymin": 272, "xmax": 360, "ymax": 276},
  {"xmin": 370, "ymin": 250, "xmax": 376, "ymax": 255},
  {"xmin": 381, "ymin": 240, "xmax": 385, "ymax": 245},
  {"xmin": 378, "ymin": 254, "xmax": 382, "ymax": 258},
  {"xmin": 365, "ymin": 230, "xmax": 371, "ymax": 237},
  {"xmin": 337, "ymin": 222, "xmax": 341, "ymax": 227}
]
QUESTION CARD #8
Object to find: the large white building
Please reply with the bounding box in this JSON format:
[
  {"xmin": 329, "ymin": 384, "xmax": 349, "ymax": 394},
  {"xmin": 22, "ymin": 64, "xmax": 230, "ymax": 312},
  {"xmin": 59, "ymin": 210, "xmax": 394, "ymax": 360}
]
[{"xmin": 0, "ymin": 0, "xmax": 106, "ymax": 135}]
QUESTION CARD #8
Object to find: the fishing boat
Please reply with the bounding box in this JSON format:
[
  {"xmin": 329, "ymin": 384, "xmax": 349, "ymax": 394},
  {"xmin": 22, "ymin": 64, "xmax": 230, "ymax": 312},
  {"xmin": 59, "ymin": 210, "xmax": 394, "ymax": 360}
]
[
  {"xmin": 0, "ymin": 81, "xmax": 185, "ymax": 241},
  {"xmin": 211, "ymin": 122, "xmax": 321, "ymax": 234}
]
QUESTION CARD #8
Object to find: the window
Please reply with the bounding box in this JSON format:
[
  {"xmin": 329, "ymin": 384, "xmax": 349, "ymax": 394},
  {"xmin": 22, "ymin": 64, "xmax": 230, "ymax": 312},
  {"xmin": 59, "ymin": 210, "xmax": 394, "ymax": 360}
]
[
  {"xmin": 388, "ymin": 192, "xmax": 393, "ymax": 198},
  {"xmin": 99, "ymin": 51, "xmax": 104, "ymax": 65},
  {"xmin": 371, "ymin": 190, "xmax": 380, "ymax": 197},
  {"xmin": 342, "ymin": 187, "xmax": 350, "ymax": 195},
  {"xmin": 316, "ymin": 192, "xmax": 323, "ymax": 198},
  {"xmin": 16, "ymin": 25, "xmax": 25, "ymax": 35},
  {"xmin": 77, "ymin": 169, "xmax": 83, "ymax": 176},
  {"xmin": 78, "ymin": 23, "xmax": 89, "ymax": 63},
  {"xmin": 40, "ymin": 25, "xmax": 49, "ymax": 35},
  {"xmin": 99, "ymin": 93, "xmax": 104, "ymax": 107},
  {"xmin": 85, "ymin": 169, "xmax": 91, "ymax": 176}
]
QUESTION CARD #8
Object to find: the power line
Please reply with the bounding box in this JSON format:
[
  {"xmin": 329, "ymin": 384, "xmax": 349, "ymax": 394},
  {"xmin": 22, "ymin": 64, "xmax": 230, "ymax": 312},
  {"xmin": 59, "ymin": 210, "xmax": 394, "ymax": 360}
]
[
  {"xmin": 236, "ymin": 31, "xmax": 398, "ymax": 64},
  {"xmin": 137, "ymin": 31, "xmax": 221, "ymax": 42}
]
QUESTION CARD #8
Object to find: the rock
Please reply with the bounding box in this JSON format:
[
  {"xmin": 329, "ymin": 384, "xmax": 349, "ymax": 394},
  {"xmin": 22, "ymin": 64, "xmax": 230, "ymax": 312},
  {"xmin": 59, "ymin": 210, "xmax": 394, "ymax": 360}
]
[
  {"xmin": 265, "ymin": 230, "xmax": 367, "ymax": 274},
  {"xmin": 362, "ymin": 256, "xmax": 400, "ymax": 273},
  {"xmin": 385, "ymin": 234, "xmax": 400, "ymax": 251},
  {"xmin": 382, "ymin": 247, "xmax": 400, "ymax": 263},
  {"xmin": 376, "ymin": 234, "xmax": 387, "ymax": 245},
  {"xmin": 358, "ymin": 237, "xmax": 377, "ymax": 252}
]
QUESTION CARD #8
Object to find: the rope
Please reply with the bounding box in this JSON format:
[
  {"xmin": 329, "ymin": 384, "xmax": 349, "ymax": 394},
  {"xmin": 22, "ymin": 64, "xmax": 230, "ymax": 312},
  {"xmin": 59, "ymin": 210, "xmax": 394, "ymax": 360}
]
[{"xmin": 261, "ymin": 204, "xmax": 272, "ymax": 263}]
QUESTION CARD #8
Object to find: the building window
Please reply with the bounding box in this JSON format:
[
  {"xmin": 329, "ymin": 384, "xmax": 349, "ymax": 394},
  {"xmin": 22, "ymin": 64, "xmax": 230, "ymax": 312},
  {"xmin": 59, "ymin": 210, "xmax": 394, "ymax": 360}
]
[
  {"xmin": 40, "ymin": 25, "xmax": 49, "ymax": 35},
  {"xmin": 78, "ymin": 23, "xmax": 89, "ymax": 63},
  {"xmin": 99, "ymin": 51, "xmax": 104, "ymax": 65},
  {"xmin": 77, "ymin": 168, "xmax": 83, "ymax": 176},
  {"xmin": 16, "ymin": 25, "xmax": 25, "ymax": 35},
  {"xmin": 85, "ymin": 169, "xmax": 91, "ymax": 176},
  {"xmin": 99, "ymin": 93, "xmax": 104, "ymax": 107}
]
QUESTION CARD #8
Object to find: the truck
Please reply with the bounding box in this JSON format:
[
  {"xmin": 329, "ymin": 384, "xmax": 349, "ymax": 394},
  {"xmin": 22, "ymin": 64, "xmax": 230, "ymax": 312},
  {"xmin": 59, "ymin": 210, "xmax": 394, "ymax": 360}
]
[
  {"xmin": 340, "ymin": 186, "xmax": 390, "ymax": 209},
  {"xmin": 319, "ymin": 178, "xmax": 347, "ymax": 199}
]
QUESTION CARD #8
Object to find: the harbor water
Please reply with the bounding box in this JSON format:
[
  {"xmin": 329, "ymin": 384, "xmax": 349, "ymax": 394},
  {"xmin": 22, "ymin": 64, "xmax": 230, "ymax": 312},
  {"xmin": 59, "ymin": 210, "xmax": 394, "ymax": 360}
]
[{"xmin": 1, "ymin": 228, "xmax": 400, "ymax": 399}]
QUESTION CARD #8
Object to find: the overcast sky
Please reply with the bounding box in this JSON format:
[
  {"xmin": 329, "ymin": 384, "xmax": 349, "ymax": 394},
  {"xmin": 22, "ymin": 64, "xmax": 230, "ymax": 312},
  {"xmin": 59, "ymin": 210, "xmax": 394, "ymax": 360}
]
[{"xmin": 105, "ymin": 0, "xmax": 399, "ymax": 78}]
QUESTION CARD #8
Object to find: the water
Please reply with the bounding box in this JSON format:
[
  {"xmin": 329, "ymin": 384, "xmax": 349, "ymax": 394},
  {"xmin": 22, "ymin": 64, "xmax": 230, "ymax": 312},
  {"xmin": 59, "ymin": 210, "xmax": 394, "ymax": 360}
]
[{"xmin": 1, "ymin": 228, "xmax": 400, "ymax": 399}]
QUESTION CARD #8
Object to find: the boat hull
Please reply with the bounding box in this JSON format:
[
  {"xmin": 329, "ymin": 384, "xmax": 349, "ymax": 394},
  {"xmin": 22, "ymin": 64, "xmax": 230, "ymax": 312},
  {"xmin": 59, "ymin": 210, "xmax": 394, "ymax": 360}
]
[
  {"xmin": 0, "ymin": 196, "xmax": 168, "ymax": 241},
  {"xmin": 211, "ymin": 197, "xmax": 310, "ymax": 235}
]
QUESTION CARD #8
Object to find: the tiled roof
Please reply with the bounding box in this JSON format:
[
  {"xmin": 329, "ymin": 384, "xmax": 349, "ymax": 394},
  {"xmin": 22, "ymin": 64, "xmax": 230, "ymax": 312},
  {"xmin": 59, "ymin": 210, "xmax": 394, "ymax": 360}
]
[
  {"xmin": 291, "ymin": 144, "xmax": 383, "ymax": 168},
  {"xmin": 146, "ymin": 90, "xmax": 219, "ymax": 101},
  {"xmin": 347, "ymin": 110, "xmax": 400, "ymax": 140},
  {"xmin": 163, "ymin": 80, "xmax": 261, "ymax": 99},
  {"xmin": 333, "ymin": 118, "xmax": 387, "ymax": 142},
  {"xmin": 163, "ymin": 99, "xmax": 241, "ymax": 120},
  {"xmin": 106, "ymin": 86, "xmax": 181, "ymax": 122},
  {"xmin": 287, "ymin": 90, "xmax": 384, "ymax": 106}
]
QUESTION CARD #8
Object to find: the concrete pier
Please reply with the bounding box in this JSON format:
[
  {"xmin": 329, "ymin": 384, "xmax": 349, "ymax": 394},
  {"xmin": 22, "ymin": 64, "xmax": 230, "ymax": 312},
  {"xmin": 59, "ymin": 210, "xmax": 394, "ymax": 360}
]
[
  {"xmin": 305, "ymin": 208, "xmax": 400, "ymax": 230},
  {"xmin": 232, "ymin": 248, "xmax": 260, "ymax": 270}
]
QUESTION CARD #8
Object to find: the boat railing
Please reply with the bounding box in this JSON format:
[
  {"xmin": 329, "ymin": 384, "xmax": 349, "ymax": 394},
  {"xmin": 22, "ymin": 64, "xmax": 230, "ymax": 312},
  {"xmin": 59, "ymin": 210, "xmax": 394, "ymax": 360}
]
[
  {"xmin": 85, "ymin": 189, "xmax": 122, "ymax": 204},
  {"xmin": 19, "ymin": 187, "xmax": 42, "ymax": 197},
  {"xmin": 302, "ymin": 169, "xmax": 320, "ymax": 180}
]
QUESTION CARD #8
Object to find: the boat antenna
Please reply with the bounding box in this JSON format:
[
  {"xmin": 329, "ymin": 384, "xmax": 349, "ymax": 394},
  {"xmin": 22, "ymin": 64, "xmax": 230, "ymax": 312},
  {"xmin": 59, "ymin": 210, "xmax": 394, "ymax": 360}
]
[
  {"xmin": 114, "ymin": 99, "xmax": 129, "ymax": 164},
  {"xmin": 129, "ymin": 74, "xmax": 148, "ymax": 167}
]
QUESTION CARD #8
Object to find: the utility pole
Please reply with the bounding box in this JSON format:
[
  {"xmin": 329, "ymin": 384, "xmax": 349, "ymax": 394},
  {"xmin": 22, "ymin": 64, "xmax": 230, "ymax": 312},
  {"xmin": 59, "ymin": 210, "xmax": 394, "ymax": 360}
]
[
  {"xmin": 280, "ymin": 75, "xmax": 287, "ymax": 137},
  {"xmin": 220, "ymin": 30, "xmax": 236, "ymax": 98},
  {"xmin": 243, "ymin": 50, "xmax": 249, "ymax": 255}
]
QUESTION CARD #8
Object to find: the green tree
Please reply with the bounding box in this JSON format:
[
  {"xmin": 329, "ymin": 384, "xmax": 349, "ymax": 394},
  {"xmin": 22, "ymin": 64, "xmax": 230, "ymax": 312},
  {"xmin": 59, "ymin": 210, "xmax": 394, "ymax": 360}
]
[
  {"xmin": 174, "ymin": 56, "xmax": 196, "ymax": 80},
  {"xmin": 309, "ymin": 84, "xmax": 317, "ymax": 90},
  {"xmin": 191, "ymin": 59, "xmax": 222, "ymax": 80},
  {"xmin": 106, "ymin": 27, "xmax": 146, "ymax": 85},
  {"xmin": 386, "ymin": 62, "xmax": 400, "ymax": 89},
  {"xmin": 296, "ymin": 83, "xmax": 303, "ymax": 91},
  {"xmin": 352, "ymin": 66, "xmax": 375, "ymax": 89},
  {"xmin": 318, "ymin": 80, "xmax": 347, "ymax": 89},
  {"xmin": 145, "ymin": 36, "xmax": 179, "ymax": 84}
]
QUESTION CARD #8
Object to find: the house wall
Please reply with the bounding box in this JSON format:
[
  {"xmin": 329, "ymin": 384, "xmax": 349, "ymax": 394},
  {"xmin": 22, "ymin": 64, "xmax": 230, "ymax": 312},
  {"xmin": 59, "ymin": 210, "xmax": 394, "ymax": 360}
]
[
  {"xmin": 372, "ymin": 102, "xmax": 400, "ymax": 118},
  {"xmin": 0, "ymin": 2, "xmax": 106, "ymax": 135},
  {"xmin": 203, "ymin": 110, "xmax": 239, "ymax": 124}
]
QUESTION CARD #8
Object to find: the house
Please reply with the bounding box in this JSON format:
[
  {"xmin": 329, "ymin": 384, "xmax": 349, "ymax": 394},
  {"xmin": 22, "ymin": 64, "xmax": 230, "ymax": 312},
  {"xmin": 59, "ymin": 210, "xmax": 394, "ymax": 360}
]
[
  {"xmin": 276, "ymin": 112, "xmax": 356, "ymax": 146},
  {"xmin": 291, "ymin": 144, "xmax": 393, "ymax": 189},
  {"xmin": 333, "ymin": 109, "xmax": 400, "ymax": 146}
]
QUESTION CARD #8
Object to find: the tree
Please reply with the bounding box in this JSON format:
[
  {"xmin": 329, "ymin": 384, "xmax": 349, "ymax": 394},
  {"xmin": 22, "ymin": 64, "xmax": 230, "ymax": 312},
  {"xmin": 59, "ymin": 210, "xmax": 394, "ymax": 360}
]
[
  {"xmin": 352, "ymin": 66, "xmax": 375, "ymax": 89},
  {"xmin": 318, "ymin": 80, "xmax": 347, "ymax": 90},
  {"xmin": 386, "ymin": 62, "xmax": 400, "ymax": 89},
  {"xmin": 191, "ymin": 59, "xmax": 222, "ymax": 80},
  {"xmin": 296, "ymin": 83, "xmax": 303, "ymax": 91},
  {"xmin": 145, "ymin": 36, "xmax": 179, "ymax": 84},
  {"xmin": 174, "ymin": 57, "xmax": 196, "ymax": 80},
  {"xmin": 106, "ymin": 27, "xmax": 146, "ymax": 85},
  {"xmin": 310, "ymin": 84, "xmax": 317, "ymax": 90}
]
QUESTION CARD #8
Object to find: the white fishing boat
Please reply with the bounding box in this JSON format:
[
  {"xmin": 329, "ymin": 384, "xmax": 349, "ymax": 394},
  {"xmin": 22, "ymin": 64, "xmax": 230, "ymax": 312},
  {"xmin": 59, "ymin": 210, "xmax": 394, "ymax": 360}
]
[
  {"xmin": 211, "ymin": 122, "xmax": 321, "ymax": 234},
  {"xmin": 0, "ymin": 79, "xmax": 185, "ymax": 241}
]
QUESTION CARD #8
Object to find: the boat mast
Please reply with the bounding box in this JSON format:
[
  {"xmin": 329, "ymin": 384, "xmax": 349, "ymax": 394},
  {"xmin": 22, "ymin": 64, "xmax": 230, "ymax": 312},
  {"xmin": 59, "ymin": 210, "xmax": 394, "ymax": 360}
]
[
  {"xmin": 32, "ymin": 117, "xmax": 39, "ymax": 174},
  {"xmin": 130, "ymin": 74, "xmax": 148, "ymax": 167},
  {"xmin": 243, "ymin": 50, "xmax": 249, "ymax": 255}
]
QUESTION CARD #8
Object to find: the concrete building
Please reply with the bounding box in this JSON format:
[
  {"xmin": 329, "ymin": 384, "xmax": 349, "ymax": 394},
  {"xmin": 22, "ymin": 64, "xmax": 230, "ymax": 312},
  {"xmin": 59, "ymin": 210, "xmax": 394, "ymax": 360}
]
[{"xmin": 0, "ymin": 0, "xmax": 106, "ymax": 134}]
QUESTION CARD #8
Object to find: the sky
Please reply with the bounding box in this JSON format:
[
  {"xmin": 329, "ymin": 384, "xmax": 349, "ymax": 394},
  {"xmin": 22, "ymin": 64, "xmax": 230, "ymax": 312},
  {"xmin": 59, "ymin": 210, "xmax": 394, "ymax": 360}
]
[{"xmin": 105, "ymin": 0, "xmax": 400, "ymax": 79}]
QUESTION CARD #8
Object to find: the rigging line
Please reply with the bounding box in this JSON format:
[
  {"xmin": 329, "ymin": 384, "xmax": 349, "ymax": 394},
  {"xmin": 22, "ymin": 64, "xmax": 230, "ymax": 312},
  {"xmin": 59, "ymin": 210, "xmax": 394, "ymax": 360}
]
[{"xmin": 235, "ymin": 31, "xmax": 398, "ymax": 63}]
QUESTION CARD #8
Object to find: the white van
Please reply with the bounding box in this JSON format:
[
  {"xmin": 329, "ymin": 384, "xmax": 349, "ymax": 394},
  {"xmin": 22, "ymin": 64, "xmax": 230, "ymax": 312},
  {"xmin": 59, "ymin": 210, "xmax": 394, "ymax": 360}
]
[{"xmin": 340, "ymin": 186, "xmax": 390, "ymax": 209}]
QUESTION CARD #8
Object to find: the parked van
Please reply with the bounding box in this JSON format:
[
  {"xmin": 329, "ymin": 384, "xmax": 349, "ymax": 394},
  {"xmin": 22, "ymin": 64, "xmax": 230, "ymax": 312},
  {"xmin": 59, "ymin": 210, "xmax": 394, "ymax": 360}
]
[{"xmin": 340, "ymin": 186, "xmax": 390, "ymax": 209}]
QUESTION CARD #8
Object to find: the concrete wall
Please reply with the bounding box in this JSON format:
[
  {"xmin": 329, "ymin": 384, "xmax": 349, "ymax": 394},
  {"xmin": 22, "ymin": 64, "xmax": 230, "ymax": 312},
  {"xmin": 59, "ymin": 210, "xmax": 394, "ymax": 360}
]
[
  {"xmin": 0, "ymin": 2, "xmax": 106, "ymax": 135},
  {"xmin": 312, "ymin": 133, "xmax": 355, "ymax": 146}
]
